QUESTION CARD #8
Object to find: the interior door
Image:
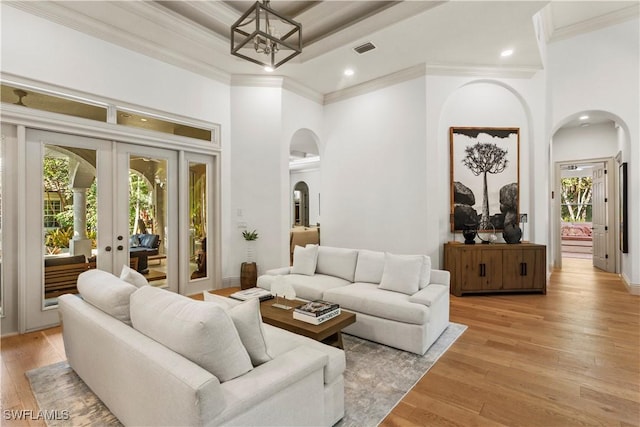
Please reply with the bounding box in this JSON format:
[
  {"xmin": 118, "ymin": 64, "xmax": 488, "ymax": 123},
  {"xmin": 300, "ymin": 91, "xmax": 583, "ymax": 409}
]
[
  {"xmin": 24, "ymin": 130, "xmax": 114, "ymax": 332},
  {"xmin": 116, "ymin": 144, "xmax": 178, "ymax": 292},
  {"xmin": 592, "ymin": 163, "xmax": 609, "ymax": 271}
]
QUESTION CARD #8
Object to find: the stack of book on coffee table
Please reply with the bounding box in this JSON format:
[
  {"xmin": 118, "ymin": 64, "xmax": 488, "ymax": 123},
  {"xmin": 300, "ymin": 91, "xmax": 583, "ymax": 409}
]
[
  {"xmin": 229, "ymin": 287, "xmax": 274, "ymax": 302},
  {"xmin": 293, "ymin": 300, "xmax": 341, "ymax": 325}
]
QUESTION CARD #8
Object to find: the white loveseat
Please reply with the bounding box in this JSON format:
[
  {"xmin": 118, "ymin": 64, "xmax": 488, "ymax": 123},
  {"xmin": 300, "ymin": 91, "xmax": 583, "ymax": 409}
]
[
  {"xmin": 257, "ymin": 246, "xmax": 450, "ymax": 355},
  {"xmin": 59, "ymin": 269, "xmax": 345, "ymax": 426}
]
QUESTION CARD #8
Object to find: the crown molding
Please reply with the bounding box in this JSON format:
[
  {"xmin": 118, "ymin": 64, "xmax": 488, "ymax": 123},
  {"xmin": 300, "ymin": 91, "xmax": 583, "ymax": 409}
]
[
  {"xmin": 323, "ymin": 64, "xmax": 427, "ymax": 105},
  {"xmin": 548, "ymin": 3, "xmax": 640, "ymax": 43},
  {"xmin": 230, "ymin": 75, "xmax": 285, "ymax": 88},
  {"xmin": 230, "ymin": 75, "xmax": 323, "ymax": 104},
  {"xmin": 283, "ymin": 79, "xmax": 324, "ymax": 105},
  {"xmin": 425, "ymin": 64, "xmax": 540, "ymax": 79},
  {"xmin": 323, "ymin": 62, "xmax": 541, "ymax": 105}
]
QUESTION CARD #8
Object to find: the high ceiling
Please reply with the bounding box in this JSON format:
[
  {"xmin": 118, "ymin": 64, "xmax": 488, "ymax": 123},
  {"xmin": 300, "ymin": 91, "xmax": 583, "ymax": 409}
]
[{"xmin": 6, "ymin": 1, "xmax": 639, "ymax": 96}]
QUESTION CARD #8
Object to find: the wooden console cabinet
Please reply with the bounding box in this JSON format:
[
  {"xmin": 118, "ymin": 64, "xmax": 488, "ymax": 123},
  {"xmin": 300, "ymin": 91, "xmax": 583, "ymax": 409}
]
[{"xmin": 444, "ymin": 242, "xmax": 546, "ymax": 296}]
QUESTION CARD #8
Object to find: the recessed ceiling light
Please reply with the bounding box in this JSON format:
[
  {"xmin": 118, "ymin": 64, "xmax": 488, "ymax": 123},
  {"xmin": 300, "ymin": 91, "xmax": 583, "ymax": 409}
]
[
  {"xmin": 579, "ymin": 115, "xmax": 589, "ymax": 120},
  {"xmin": 344, "ymin": 68, "xmax": 354, "ymax": 76},
  {"xmin": 264, "ymin": 66, "xmax": 274, "ymax": 72},
  {"xmin": 501, "ymin": 49, "xmax": 513, "ymax": 57}
]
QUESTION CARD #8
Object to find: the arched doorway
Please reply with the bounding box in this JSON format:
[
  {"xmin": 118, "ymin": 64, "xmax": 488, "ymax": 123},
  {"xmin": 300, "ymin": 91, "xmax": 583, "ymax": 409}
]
[
  {"xmin": 289, "ymin": 129, "xmax": 321, "ymax": 263},
  {"xmin": 551, "ymin": 110, "xmax": 627, "ymax": 273},
  {"xmin": 293, "ymin": 181, "xmax": 309, "ymax": 227}
]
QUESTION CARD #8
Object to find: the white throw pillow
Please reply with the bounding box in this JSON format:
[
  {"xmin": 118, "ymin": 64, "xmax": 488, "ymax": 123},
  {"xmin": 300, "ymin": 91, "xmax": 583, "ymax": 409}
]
[
  {"xmin": 378, "ymin": 253, "xmax": 423, "ymax": 295},
  {"xmin": 316, "ymin": 246, "xmax": 359, "ymax": 282},
  {"xmin": 419, "ymin": 256, "xmax": 432, "ymax": 289},
  {"xmin": 119, "ymin": 264, "xmax": 149, "ymax": 288},
  {"xmin": 131, "ymin": 286, "xmax": 252, "ymax": 382},
  {"xmin": 202, "ymin": 292, "xmax": 271, "ymax": 366},
  {"xmin": 291, "ymin": 244, "xmax": 318, "ymax": 276},
  {"xmin": 354, "ymin": 249, "xmax": 385, "ymax": 284},
  {"xmin": 77, "ymin": 269, "xmax": 138, "ymax": 325}
]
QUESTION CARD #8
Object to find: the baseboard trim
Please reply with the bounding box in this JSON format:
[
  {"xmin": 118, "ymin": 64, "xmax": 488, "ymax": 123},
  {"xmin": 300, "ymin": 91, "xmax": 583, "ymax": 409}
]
[{"xmin": 621, "ymin": 273, "xmax": 640, "ymax": 296}]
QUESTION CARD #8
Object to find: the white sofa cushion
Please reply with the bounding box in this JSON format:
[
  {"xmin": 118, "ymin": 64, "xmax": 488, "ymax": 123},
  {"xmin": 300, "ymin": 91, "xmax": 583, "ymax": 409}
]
[
  {"xmin": 408, "ymin": 284, "xmax": 448, "ymax": 307},
  {"xmin": 262, "ymin": 324, "xmax": 345, "ymax": 385},
  {"xmin": 130, "ymin": 286, "xmax": 252, "ymax": 382},
  {"xmin": 419, "ymin": 256, "xmax": 432, "ymax": 289},
  {"xmin": 324, "ymin": 283, "xmax": 429, "ymax": 325},
  {"xmin": 316, "ymin": 246, "xmax": 359, "ymax": 282},
  {"xmin": 284, "ymin": 274, "xmax": 351, "ymax": 301},
  {"xmin": 291, "ymin": 244, "xmax": 318, "ymax": 276},
  {"xmin": 353, "ymin": 250, "xmax": 385, "ymax": 284},
  {"xmin": 77, "ymin": 269, "xmax": 138, "ymax": 325},
  {"xmin": 119, "ymin": 265, "xmax": 149, "ymax": 288},
  {"xmin": 202, "ymin": 292, "xmax": 272, "ymax": 366},
  {"xmin": 378, "ymin": 253, "xmax": 423, "ymax": 295}
]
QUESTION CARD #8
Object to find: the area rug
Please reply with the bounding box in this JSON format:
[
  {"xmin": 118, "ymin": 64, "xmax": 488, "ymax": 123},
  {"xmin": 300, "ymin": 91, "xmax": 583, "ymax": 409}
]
[
  {"xmin": 337, "ymin": 322, "xmax": 466, "ymax": 427},
  {"xmin": 26, "ymin": 322, "xmax": 466, "ymax": 427}
]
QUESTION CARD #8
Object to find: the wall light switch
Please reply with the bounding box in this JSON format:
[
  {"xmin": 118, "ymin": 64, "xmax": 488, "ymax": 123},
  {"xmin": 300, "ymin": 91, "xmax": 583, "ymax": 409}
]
[{"xmin": 238, "ymin": 221, "xmax": 247, "ymax": 229}]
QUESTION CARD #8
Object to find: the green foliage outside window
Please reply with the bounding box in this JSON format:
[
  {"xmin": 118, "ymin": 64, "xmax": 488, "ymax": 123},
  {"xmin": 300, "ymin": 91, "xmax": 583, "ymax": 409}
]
[
  {"xmin": 560, "ymin": 177, "xmax": 592, "ymax": 222},
  {"xmin": 43, "ymin": 153, "xmax": 153, "ymax": 247}
]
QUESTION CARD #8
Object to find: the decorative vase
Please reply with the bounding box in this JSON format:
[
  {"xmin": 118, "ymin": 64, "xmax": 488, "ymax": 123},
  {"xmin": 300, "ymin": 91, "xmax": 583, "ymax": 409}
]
[
  {"xmin": 462, "ymin": 224, "xmax": 477, "ymax": 245},
  {"xmin": 503, "ymin": 223, "xmax": 522, "ymax": 244},
  {"xmin": 246, "ymin": 240, "xmax": 257, "ymax": 263}
]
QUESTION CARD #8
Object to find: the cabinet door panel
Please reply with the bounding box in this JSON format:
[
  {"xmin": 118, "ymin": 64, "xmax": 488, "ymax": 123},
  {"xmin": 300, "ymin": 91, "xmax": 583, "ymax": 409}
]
[
  {"xmin": 481, "ymin": 250, "xmax": 503, "ymax": 290},
  {"xmin": 522, "ymin": 248, "xmax": 545, "ymax": 289},
  {"xmin": 503, "ymin": 250, "xmax": 525, "ymax": 289},
  {"xmin": 460, "ymin": 249, "xmax": 483, "ymax": 291}
]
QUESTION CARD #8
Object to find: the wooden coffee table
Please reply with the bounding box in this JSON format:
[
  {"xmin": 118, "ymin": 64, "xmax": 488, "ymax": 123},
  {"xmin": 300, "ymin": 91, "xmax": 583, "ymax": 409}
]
[{"xmin": 259, "ymin": 299, "xmax": 355, "ymax": 349}]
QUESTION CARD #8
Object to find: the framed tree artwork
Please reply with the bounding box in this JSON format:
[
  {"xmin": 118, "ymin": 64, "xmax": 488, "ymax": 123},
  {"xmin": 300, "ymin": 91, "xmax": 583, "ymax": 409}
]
[{"xmin": 450, "ymin": 127, "xmax": 520, "ymax": 232}]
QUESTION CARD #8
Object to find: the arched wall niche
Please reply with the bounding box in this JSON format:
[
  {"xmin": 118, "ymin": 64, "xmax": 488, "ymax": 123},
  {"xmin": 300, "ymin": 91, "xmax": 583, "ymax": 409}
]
[{"xmin": 438, "ymin": 79, "xmax": 536, "ymax": 245}]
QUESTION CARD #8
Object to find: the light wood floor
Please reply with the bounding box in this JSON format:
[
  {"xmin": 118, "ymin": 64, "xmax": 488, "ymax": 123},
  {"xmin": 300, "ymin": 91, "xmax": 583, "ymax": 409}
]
[{"xmin": 1, "ymin": 258, "xmax": 638, "ymax": 427}]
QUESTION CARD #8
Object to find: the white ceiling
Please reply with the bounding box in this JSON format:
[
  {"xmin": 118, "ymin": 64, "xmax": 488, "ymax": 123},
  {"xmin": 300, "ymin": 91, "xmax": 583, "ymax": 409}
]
[{"xmin": 6, "ymin": 1, "xmax": 639, "ymax": 96}]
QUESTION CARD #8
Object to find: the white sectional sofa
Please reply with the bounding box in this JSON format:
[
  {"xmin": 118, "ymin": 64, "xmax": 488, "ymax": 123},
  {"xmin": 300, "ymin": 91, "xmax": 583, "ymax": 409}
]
[
  {"xmin": 59, "ymin": 269, "xmax": 345, "ymax": 426},
  {"xmin": 257, "ymin": 245, "xmax": 450, "ymax": 355}
]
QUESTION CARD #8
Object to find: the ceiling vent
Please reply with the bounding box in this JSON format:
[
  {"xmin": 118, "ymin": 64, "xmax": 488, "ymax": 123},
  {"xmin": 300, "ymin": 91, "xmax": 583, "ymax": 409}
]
[{"xmin": 353, "ymin": 42, "xmax": 376, "ymax": 55}]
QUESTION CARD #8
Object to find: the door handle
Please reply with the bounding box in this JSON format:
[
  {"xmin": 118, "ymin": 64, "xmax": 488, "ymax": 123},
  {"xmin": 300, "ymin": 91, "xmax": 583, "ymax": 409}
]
[
  {"xmin": 117, "ymin": 245, "xmax": 124, "ymax": 251},
  {"xmin": 105, "ymin": 246, "xmax": 112, "ymax": 252}
]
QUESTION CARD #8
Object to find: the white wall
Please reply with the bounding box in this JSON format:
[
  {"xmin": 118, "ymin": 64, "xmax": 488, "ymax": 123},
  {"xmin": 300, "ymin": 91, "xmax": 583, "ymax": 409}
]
[
  {"xmin": 229, "ymin": 86, "xmax": 284, "ymax": 276},
  {"xmin": 548, "ymin": 17, "xmax": 640, "ymax": 286},
  {"xmin": 322, "ymin": 77, "xmax": 430, "ymax": 257},
  {"xmin": 553, "ymin": 122, "xmax": 618, "ymax": 163}
]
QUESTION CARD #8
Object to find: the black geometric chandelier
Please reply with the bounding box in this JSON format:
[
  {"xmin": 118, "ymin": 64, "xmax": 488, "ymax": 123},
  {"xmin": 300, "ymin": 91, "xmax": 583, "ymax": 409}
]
[{"xmin": 230, "ymin": 0, "xmax": 302, "ymax": 70}]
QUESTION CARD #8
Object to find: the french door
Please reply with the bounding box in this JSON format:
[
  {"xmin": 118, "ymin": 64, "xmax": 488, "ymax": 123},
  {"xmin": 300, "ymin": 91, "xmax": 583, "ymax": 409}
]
[{"xmin": 24, "ymin": 131, "xmax": 178, "ymax": 331}]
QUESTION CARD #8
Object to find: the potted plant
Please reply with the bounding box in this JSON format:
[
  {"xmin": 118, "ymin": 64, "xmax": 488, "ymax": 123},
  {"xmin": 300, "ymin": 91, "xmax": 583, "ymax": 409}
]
[{"xmin": 241, "ymin": 229, "xmax": 259, "ymax": 289}]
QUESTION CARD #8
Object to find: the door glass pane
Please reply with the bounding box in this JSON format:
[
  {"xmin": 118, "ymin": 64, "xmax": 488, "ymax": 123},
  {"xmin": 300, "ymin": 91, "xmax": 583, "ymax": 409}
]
[
  {"xmin": 43, "ymin": 145, "xmax": 97, "ymax": 307},
  {"xmin": 129, "ymin": 156, "xmax": 168, "ymax": 287},
  {"xmin": 189, "ymin": 162, "xmax": 207, "ymax": 280}
]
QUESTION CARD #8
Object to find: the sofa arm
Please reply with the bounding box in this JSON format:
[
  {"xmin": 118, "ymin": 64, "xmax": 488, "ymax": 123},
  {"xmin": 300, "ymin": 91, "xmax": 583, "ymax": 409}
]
[
  {"xmin": 409, "ymin": 284, "xmax": 449, "ymax": 307},
  {"xmin": 429, "ymin": 269, "xmax": 450, "ymax": 286},
  {"xmin": 216, "ymin": 346, "xmax": 327, "ymax": 422},
  {"xmin": 265, "ymin": 266, "xmax": 292, "ymax": 276}
]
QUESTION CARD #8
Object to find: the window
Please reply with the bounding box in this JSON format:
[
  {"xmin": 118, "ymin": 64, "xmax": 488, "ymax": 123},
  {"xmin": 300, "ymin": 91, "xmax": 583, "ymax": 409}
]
[{"xmin": 44, "ymin": 198, "xmax": 62, "ymax": 228}]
